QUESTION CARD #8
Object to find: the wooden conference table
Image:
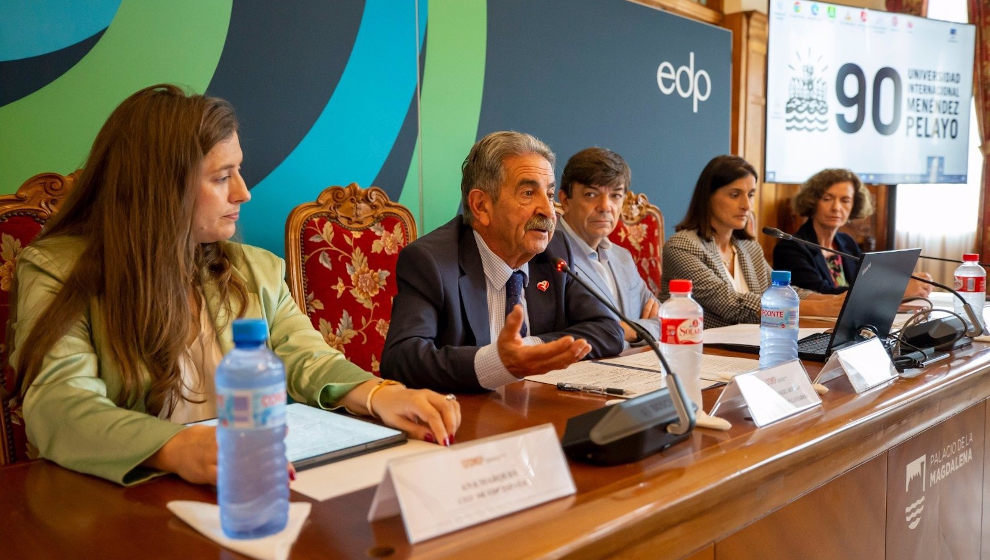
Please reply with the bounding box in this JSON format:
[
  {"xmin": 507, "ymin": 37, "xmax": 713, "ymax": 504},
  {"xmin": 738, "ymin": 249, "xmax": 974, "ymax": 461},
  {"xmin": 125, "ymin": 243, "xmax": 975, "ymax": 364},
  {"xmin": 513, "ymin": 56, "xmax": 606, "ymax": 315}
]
[{"xmin": 4, "ymin": 339, "xmax": 990, "ymax": 559}]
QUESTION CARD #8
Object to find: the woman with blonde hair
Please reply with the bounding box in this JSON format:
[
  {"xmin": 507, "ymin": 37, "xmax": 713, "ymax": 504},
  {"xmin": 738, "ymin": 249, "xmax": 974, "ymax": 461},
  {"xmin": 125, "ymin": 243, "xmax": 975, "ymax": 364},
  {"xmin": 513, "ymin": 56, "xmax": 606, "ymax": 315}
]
[{"xmin": 11, "ymin": 84, "xmax": 459, "ymax": 486}]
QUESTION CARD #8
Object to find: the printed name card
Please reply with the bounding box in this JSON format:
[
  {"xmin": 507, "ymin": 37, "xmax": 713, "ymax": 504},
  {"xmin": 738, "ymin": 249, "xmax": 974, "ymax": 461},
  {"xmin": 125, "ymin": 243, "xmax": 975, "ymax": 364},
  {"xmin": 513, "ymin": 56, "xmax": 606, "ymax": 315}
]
[
  {"xmin": 710, "ymin": 359, "xmax": 821, "ymax": 427},
  {"xmin": 367, "ymin": 423, "xmax": 575, "ymax": 543},
  {"xmin": 814, "ymin": 337, "xmax": 897, "ymax": 393}
]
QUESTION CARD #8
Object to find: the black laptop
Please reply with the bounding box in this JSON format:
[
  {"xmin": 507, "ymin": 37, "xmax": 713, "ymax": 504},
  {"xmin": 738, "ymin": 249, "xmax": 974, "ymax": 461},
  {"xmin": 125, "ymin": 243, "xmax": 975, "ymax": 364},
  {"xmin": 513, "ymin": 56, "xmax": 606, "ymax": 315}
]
[{"xmin": 712, "ymin": 248, "xmax": 921, "ymax": 362}]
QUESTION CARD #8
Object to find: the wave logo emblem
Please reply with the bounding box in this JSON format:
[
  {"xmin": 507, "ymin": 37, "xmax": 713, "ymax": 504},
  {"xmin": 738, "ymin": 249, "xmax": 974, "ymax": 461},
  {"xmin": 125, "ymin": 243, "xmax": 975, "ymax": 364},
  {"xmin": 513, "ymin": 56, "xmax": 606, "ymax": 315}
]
[
  {"xmin": 904, "ymin": 455, "xmax": 926, "ymax": 530},
  {"xmin": 784, "ymin": 50, "xmax": 829, "ymax": 132}
]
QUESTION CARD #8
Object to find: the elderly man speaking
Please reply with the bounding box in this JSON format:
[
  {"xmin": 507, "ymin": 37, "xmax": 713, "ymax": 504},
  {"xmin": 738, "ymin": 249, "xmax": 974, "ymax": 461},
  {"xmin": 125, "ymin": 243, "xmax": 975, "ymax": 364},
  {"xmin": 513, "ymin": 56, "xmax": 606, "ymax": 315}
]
[{"xmin": 381, "ymin": 131, "xmax": 624, "ymax": 393}]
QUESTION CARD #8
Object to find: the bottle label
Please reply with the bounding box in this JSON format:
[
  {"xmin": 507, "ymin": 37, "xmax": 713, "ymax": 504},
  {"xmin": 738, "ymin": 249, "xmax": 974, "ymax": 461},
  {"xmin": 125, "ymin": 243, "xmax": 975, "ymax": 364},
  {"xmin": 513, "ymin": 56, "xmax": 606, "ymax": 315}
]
[
  {"xmin": 661, "ymin": 317, "xmax": 703, "ymax": 344},
  {"xmin": 954, "ymin": 275, "xmax": 986, "ymax": 293},
  {"xmin": 761, "ymin": 307, "xmax": 798, "ymax": 329},
  {"xmin": 217, "ymin": 383, "xmax": 286, "ymax": 429}
]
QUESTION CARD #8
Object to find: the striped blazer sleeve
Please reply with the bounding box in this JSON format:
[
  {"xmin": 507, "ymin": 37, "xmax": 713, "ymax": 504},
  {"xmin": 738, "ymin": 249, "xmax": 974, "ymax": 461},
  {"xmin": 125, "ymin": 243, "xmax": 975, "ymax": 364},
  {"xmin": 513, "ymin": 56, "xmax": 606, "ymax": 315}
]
[{"xmin": 661, "ymin": 231, "xmax": 817, "ymax": 329}]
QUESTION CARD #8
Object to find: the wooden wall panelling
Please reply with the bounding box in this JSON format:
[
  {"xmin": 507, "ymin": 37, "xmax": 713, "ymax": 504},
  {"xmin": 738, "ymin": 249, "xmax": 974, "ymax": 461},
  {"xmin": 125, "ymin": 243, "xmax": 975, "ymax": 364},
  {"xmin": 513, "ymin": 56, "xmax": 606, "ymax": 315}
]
[
  {"xmin": 681, "ymin": 544, "xmax": 714, "ymax": 560},
  {"xmin": 886, "ymin": 401, "xmax": 984, "ymax": 559},
  {"xmin": 724, "ymin": 11, "xmax": 775, "ymax": 259},
  {"xmin": 631, "ymin": 0, "xmax": 723, "ymax": 25},
  {"xmin": 714, "ymin": 456, "xmax": 887, "ymax": 559},
  {"xmin": 984, "ymin": 398, "xmax": 990, "ymax": 558}
]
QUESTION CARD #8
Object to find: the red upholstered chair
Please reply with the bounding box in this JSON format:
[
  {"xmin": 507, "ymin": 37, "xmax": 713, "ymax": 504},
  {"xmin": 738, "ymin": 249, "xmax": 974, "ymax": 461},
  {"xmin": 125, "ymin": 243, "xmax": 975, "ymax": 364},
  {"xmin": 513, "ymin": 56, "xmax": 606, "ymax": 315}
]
[
  {"xmin": 0, "ymin": 171, "xmax": 77, "ymax": 465},
  {"xmin": 608, "ymin": 190, "xmax": 664, "ymax": 296},
  {"xmin": 285, "ymin": 184, "xmax": 416, "ymax": 375}
]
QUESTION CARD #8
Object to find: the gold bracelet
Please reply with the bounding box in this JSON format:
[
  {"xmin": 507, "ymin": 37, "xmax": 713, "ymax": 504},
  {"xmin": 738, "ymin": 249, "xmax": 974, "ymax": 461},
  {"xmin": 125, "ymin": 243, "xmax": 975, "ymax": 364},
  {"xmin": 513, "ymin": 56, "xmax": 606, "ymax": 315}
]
[{"xmin": 365, "ymin": 379, "xmax": 403, "ymax": 419}]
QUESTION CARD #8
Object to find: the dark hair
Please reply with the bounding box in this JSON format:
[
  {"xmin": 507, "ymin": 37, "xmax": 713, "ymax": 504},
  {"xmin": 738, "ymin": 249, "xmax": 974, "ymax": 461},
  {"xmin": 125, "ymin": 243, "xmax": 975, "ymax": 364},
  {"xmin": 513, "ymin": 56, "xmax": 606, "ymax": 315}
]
[
  {"xmin": 559, "ymin": 147, "xmax": 631, "ymax": 196},
  {"xmin": 793, "ymin": 168, "xmax": 874, "ymax": 220},
  {"xmin": 460, "ymin": 131, "xmax": 555, "ymax": 225},
  {"xmin": 676, "ymin": 155, "xmax": 758, "ymax": 240},
  {"xmin": 16, "ymin": 84, "xmax": 248, "ymax": 415}
]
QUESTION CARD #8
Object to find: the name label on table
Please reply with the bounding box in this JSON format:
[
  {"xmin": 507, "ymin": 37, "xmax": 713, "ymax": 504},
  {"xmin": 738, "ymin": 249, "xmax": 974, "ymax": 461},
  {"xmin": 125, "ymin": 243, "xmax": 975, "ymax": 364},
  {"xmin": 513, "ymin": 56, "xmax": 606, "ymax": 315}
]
[
  {"xmin": 710, "ymin": 359, "xmax": 821, "ymax": 427},
  {"xmin": 367, "ymin": 423, "xmax": 575, "ymax": 543},
  {"xmin": 814, "ymin": 337, "xmax": 897, "ymax": 393}
]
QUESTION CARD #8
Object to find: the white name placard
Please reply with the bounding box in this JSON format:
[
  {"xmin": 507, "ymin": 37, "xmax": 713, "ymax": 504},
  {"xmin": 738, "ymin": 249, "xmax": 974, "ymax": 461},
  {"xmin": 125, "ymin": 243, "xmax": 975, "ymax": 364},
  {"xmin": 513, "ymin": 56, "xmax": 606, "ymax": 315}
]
[
  {"xmin": 367, "ymin": 424, "xmax": 575, "ymax": 543},
  {"xmin": 710, "ymin": 360, "xmax": 821, "ymax": 427},
  {"xmin": 814, "ymin": 337, "xmax": 897, "ymax": 393}
]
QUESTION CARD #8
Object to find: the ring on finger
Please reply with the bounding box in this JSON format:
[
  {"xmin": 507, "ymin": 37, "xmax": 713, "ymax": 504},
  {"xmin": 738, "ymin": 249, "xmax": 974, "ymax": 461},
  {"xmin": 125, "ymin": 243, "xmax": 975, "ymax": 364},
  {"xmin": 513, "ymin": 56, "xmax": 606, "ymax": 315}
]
[{"xmin": 445, "ymin": 394, "xmax": 457, "ymax": 402}]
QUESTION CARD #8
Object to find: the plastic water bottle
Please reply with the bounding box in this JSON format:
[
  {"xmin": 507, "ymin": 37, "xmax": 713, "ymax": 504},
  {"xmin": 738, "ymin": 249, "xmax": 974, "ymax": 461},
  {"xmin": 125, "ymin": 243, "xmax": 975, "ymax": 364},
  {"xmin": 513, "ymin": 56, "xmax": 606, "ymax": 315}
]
[
  {"xmin": 760, "ymin": 270, "xmax": 800, "ymax": 368},
  {"xmin": 660, "ymin": 279, "xmax": 704, "ymax": 411},
  {"xmin": 954, "ymin": 253, "xmax": 986, "ymax": 330},
  {"xmin": 216, "ymin": 319, "xmax": 288, "ymax": 539}
]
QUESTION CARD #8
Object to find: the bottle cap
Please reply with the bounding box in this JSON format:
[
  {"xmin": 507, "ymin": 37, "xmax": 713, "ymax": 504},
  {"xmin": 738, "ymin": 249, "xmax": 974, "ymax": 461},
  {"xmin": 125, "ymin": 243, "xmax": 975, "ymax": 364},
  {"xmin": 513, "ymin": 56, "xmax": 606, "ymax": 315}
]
[
  {"xmin": 771, "ymin": 270, "xmax": 791, "ymax": 285},
  {"xmin": 232, "ymin": 318, "xmax": 268, "ymax": 344},
  {"xmin": 963, "ymin": 253, "xmax": 980, "ymax": 262},
  {"xmin": 668, "ymin": 279, "xmax": 693, "ymax": 293}
]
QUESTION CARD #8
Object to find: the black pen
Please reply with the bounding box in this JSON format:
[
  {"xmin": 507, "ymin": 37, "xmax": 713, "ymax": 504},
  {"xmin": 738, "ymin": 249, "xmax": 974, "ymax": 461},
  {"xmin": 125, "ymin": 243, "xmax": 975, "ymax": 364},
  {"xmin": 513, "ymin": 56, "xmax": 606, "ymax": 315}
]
[{"xmin": 556, "ymin": 382, "xmax": 626, "ymax": 396}]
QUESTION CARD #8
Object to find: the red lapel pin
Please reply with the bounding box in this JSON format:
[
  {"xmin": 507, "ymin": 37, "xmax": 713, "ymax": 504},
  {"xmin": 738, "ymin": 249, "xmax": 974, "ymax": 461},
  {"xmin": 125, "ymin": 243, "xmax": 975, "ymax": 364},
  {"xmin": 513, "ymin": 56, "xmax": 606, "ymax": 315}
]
[{"xmin": 537, "ymin": 280, "xmax": 549, "ymax": 292}]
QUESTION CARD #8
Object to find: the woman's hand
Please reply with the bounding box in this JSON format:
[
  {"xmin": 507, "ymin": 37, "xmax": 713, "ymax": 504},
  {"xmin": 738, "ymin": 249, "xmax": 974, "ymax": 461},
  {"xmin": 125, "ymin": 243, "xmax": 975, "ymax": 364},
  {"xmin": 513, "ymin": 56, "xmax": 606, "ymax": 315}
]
[
  {"xmin": 904, "ymin": 273, "xmax": 934, "ymax": 299},
  {"xmin": 143, "ymin": 425, "xmax": 218, "ymax": 485},
  {"xmin": 372, "ymin": 386, "xmax": 461, "ymax": 447},
  {"xmin": 799, "ymin": 293, "xmax": 846, "ymax": 318}
]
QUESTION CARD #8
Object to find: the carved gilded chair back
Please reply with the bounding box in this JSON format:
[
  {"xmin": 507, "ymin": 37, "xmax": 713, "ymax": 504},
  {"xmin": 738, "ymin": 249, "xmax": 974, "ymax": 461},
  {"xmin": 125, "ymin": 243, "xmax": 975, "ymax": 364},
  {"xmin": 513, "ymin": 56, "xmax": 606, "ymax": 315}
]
[
  {"xmin": 1, "ymin": 171, "xmax": 78, "ymax": 465},
  {"xmin": 555, "ymin": 190, "xmax": 664, "ymax": 296},
  {"xmin": 285, "ymin": 184, "xmax": 417, "ymax": 375},
  {"xmin": 608, "ymin": 191, "xmax": 665, "ymax": 296}
]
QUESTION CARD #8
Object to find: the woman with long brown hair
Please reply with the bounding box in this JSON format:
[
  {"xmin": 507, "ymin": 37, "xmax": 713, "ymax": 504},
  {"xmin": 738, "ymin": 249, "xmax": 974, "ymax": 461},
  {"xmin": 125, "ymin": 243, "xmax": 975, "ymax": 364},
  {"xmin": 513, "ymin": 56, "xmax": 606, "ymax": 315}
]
[
  {"xmin": 10, "ymin": 84, "xmax": 459, "ymax": 485},
  {"xmin": 660, "ymin": 155, "xmax": 843, "ymax": 328}
]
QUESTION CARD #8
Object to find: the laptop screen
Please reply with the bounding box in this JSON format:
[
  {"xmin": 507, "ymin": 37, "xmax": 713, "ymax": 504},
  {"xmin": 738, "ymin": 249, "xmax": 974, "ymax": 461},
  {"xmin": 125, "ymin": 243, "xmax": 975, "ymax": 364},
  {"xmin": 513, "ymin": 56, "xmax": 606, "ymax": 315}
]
[{"xmin": 825, "ymin": 248, "xmax": 921, "ymax": 353}]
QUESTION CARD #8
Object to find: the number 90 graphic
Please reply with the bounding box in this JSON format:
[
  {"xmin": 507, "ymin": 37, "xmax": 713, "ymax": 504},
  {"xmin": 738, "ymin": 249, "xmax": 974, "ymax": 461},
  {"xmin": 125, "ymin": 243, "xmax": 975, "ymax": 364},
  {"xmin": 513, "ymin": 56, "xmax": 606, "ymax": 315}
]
[{"xmin": 835, "ymin": 63, "xmax": 902, "ymax": 136}]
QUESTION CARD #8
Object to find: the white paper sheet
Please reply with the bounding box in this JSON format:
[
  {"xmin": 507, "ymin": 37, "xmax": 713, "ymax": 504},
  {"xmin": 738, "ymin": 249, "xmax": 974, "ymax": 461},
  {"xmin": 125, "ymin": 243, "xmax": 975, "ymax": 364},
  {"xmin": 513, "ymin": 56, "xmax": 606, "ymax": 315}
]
[
  {"xmin": 593, "ymin": 351, "xmax": 759, "ymax": 381},
  {"xmin": 703, "ymin": 323, "xmax": 827, "ymax": 347},
  {"xmin": 524, "ymin": 352, "xmax": 760, "ymax": 397},
  {"xmin": 290, "ymin": 440, "xmax": 437, "ymax": 502}
]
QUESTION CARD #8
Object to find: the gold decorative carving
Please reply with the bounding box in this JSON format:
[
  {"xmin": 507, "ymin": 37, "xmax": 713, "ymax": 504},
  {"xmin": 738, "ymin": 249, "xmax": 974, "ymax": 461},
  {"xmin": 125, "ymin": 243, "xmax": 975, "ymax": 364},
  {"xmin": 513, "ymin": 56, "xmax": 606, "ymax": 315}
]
[
  {"xmin": 0, "ymin": 171, "xmax": 79, "ymax": 219},
  {"xmin": 284, "ymin": 183, "xmax": 417, "ymax": 313}
]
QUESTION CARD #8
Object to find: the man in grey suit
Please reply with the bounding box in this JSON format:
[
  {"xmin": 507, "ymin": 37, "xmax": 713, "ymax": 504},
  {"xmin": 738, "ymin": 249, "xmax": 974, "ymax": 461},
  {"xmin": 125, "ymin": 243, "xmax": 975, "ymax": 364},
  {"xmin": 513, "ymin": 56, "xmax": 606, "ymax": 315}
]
[
  {"xmin": 380, "ymin": 133, "xmax": 625, "ymax": 393},
  {"xmin": 557, "ymin": 147, "xmax": 660, "ymax": 346}
]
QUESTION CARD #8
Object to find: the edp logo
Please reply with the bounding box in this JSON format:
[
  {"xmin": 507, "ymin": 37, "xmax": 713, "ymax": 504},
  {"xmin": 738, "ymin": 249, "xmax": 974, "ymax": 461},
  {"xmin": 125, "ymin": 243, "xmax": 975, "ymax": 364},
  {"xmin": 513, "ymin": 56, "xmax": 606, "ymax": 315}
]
[{"xmin": 656, "ymin": 52, "xmax": 711, "ymax": 113}]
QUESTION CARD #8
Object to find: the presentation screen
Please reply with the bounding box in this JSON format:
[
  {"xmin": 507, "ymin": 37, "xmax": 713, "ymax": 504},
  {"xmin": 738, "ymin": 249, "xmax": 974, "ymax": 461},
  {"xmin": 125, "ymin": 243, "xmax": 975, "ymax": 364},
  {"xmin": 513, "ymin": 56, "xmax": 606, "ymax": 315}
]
[{"xmin": 765, "ymin": 1, "xmax": 975, "ymax": 184}]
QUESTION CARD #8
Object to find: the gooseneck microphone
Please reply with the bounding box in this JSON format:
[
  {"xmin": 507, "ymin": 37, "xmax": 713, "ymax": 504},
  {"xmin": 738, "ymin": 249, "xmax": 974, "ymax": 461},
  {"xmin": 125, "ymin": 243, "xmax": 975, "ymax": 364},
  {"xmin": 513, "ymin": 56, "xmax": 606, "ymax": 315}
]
[
  {"xmin": 554, "ymin": 258, "xmax": 695, "ymax": 436},
  {"xmin": 918, "ymin": 255, "xmax": 990, "ymax": 268},
  {"xmin": 762, "ymin": 227, "xmax": 990, "ymax": 268},
  {"xmin": 762, "ymin": 227, "xmax": 987, "ymax": 337},
  {"xmin": 762, "ymin": 227, "xmax": 860, "ymax": 261}
]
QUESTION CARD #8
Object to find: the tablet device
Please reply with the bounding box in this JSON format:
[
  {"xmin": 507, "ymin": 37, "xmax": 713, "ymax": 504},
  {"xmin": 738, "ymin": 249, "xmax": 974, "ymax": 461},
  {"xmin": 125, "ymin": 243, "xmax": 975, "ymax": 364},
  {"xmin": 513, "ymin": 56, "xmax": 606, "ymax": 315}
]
[{"xmin": 192, "ymin": 403, "xmax": 407, "ymax": 470}]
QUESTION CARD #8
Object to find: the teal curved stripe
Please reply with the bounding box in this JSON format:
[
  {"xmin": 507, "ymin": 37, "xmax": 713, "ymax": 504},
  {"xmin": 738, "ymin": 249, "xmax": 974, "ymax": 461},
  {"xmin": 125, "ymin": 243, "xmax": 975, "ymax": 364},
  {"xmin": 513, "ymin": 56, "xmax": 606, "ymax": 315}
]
[
  {"xmin": 241, "ymin": 0, "xmax": 427, "ymax": 255},
  {"xmin": 0, "ymin": 0, "xmax": 121, "ymax": 61},
  {"xmin": 398, "ymin": 0, "xmax": 487, "ymax": 234},
  {"xmin": 0, "ymin": 1, "xmax": 231, "ymax": 191}
]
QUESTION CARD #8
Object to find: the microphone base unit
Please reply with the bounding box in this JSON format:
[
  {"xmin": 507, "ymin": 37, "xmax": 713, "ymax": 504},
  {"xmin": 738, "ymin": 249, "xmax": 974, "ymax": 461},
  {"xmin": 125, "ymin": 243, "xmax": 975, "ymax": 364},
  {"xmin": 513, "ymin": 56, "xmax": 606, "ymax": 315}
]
[
  {"xmin": 900, "ymin": 317, "xmax": 972, "ymax": 351},
  {"xmin": 561, "ymin": 388, "xmax": 695, "ymax": 465}
]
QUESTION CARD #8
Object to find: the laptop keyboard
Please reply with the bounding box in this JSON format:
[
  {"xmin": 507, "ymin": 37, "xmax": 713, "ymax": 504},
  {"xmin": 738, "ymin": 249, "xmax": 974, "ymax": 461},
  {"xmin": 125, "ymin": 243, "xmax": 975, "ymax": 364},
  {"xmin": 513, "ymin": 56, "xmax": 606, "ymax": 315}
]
[{"xmin": 797, "ymin": 332, "xmax": 831, "ymax": 355}]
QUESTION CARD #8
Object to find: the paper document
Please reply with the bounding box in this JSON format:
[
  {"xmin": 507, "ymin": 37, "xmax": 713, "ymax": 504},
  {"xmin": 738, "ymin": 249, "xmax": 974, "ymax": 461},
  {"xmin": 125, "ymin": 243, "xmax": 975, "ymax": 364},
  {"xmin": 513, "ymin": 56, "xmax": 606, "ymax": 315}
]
[
  {"xmin": 703, "ymin": 323, "xmax": 827, "ymax": 347},
  {"xmin": 525, "ymin": 356, "xmax": 665, "ymax": 397},
  {"xmin": 594, "ymin": 351, "xmax": 759, "ymax": 381},
  {"xmin": 525, "ymin": 352, "xmax": 760, "ymax": 397},
  {"xmin": 291, "ymin": 440, "xmax": 437, "ymax": 502}
]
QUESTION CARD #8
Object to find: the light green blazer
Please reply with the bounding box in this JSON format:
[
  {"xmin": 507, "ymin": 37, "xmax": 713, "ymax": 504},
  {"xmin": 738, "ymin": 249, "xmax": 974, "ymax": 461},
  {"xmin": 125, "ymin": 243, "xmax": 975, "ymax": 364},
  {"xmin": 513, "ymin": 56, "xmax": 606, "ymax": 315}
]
[{"xmin": 11, "ymin": 236, "xmax": 375, "ymax": 485}]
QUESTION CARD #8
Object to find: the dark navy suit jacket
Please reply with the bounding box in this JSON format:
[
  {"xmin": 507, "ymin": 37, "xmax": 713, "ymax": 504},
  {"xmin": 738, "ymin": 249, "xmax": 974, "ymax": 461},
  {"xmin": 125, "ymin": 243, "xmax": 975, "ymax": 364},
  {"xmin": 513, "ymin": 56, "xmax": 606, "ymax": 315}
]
[
  {"xmin": 772, "ymin": 219, "xmax": 862, "ymax": 294},
  {"xmin": 380, "ymin": 215, "xmax": 625, "ymax": 392}
]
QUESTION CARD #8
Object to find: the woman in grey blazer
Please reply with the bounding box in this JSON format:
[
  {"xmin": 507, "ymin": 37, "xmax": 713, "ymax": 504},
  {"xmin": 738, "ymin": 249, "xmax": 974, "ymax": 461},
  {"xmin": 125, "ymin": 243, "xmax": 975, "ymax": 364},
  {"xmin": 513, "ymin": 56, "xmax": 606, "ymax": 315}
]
[{"xmin": 660, "ymin": 156, "xmax": 842, "ymax": 328}]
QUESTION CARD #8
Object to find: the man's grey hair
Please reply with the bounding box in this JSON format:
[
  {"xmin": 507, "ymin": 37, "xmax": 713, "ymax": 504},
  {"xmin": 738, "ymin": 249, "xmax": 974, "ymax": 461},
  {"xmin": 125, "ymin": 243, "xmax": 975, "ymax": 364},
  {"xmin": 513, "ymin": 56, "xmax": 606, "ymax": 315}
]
[{"xmin": 460, "ymin": 131, "xmax": 555, "ymax": 225}]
